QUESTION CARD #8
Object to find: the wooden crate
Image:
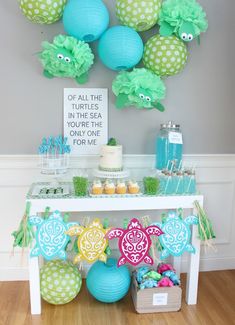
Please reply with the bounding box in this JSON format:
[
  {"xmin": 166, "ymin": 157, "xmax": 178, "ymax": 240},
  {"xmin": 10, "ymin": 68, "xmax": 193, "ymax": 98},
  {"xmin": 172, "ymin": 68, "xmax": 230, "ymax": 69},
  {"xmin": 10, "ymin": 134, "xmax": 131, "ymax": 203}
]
[{"xmin": 131, "ymin": 276, "xmax": 182, "ymax": 313}]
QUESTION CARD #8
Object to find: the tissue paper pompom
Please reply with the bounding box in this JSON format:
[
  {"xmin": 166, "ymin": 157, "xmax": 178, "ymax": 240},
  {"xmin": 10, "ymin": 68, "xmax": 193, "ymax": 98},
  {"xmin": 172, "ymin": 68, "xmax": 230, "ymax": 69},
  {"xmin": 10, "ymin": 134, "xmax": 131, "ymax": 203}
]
[
  {"xmin": 39, "ymin": 34, "xmax": 94, "ymax": 84},
  {"xmin": 19, "ymin": 0, "xmax": 67, "ymax": 24},
  {"xmin": 112, "ymin": 68, "xmax": 166, "ymax": 111},
  {"xmin": 116, "ymin": 0, "xmax": 162, "ymax": 32},
  {"xmin": 159, "ymin": 0, "xmax": 208, "ymax": 42},
  {"xmin": 143, "ymin": 35, "xmax": 188, "ymax": 76}
]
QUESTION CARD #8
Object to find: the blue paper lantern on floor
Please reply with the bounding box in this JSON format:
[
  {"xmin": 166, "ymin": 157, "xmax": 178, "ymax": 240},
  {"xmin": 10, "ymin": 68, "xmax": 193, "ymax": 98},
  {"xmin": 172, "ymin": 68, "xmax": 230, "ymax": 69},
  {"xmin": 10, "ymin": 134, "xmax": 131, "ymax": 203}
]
[
  {"xmin": 63, "ymin": 0, "xmax": 109, "ymax": 42},
  {"xmin": 86, "ymin": 258, "xmax": 131, "ymax": 303},
  {"xmin": 98, "ymin": 26, "xmax": 144, "ymax": 70}
]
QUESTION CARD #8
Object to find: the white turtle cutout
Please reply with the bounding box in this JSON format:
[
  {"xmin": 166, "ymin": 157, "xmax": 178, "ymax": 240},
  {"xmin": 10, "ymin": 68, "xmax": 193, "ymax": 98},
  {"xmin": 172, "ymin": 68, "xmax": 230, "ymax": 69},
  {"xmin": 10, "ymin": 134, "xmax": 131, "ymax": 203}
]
[
  {"xmin": 29, "ymin": 210, "xmax": 77, "ymax": 260},
  {"xmin": 152, "ymin": 211, "xmax": 198, "ymax": 259}
]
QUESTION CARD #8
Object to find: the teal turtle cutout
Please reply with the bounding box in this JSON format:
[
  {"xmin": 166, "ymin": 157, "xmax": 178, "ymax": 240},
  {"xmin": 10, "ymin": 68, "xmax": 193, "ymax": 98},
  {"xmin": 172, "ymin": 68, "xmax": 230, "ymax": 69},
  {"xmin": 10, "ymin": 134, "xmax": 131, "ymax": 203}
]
[
  {"xmin": 29, "ymin": 211, "xmax": 77, "ymax": 260},
  {"xmin": 153, "ymin": 211, "xmax": 198, "ymax": 259}
]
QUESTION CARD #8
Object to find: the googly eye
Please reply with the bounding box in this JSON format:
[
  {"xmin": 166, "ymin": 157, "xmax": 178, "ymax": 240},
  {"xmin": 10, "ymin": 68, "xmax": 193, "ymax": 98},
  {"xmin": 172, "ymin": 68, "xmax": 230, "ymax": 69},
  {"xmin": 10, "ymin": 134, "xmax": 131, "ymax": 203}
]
[
  {"xmin": 181, "ymin": 33, "xmax": 187, "ymax": 40},
  {"xmin": 188, "ymin": 34, "xmax": 193, "ymax": 41},
  {"xmin": 64, "ymin": 57, "xmax": 71, "ymax": 63},
  {"xmin": 57, "ymin": 53, "xmax": 64, "ymax": 60},
  {"xmin": 139, "ymin": 93, "xmax": 145, "ymax": 99},
  {"xmin": 146, "ymin": 96, "xmax": 151, "ymax": 102}
]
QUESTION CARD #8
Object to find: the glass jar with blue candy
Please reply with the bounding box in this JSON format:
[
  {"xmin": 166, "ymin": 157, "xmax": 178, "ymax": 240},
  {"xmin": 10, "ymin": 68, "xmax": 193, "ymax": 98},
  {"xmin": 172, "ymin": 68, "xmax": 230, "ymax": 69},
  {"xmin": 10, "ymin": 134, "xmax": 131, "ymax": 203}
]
[{"xmin": 156, "ymin": 121, "xmax": 183, "ymax": 170}]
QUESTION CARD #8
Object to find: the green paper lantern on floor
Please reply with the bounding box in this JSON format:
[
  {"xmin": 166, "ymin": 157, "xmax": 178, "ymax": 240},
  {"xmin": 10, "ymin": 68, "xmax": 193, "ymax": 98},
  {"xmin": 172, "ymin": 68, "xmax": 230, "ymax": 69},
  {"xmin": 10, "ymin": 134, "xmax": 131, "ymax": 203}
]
[
  {"xmin": 40, "ymin": 260, "xmax": 82, "ymax": 305},
  {"xmin": 116, "ymin": 0, "xmax": 162, "ymax": 32},
  {"xmin": 19, "ymin": 0, "xmax": 67, "ymax": 24},
  {"xmin": 143, "ymin": 35, "xmax": 188, "ymax": 76}
]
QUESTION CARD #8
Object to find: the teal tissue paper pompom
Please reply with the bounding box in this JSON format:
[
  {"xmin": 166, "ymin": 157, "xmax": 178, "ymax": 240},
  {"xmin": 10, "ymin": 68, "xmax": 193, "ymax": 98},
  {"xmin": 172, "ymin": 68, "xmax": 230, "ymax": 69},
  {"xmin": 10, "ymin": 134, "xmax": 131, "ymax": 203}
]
[
  {"xmin": 86, "ymin": 258, "xmax": 131, "ymax": 303},
  {"xmin": 63, "ymin": 0, "xmax": 109, "ymax": 42},
  {"xmin": 19, "ymin": 0, "xmax": 67, "ymax": 24},
  {"xmin": 98, "ymin": 26, "xmax": 143, "ymax": 71}
]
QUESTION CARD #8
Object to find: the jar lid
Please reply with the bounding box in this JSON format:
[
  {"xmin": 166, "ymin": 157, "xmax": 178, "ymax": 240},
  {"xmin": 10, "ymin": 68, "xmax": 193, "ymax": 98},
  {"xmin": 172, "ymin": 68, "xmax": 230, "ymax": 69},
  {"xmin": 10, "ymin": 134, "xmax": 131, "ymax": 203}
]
[{"xmin": 161, "ymin": 121, "xmax": 180, "ymax": 129}]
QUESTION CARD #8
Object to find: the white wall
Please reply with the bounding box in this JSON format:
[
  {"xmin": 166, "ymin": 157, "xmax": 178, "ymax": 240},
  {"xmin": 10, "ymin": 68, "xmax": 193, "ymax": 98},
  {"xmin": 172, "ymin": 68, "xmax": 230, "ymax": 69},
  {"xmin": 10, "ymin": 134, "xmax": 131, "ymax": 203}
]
[
  {"xmin": 0, "ymin": 0, "xmax": 235, "ymax": 154},
  {"xmin": 0, "ymin": 154, "xmax": 235, "ymax": 281}
]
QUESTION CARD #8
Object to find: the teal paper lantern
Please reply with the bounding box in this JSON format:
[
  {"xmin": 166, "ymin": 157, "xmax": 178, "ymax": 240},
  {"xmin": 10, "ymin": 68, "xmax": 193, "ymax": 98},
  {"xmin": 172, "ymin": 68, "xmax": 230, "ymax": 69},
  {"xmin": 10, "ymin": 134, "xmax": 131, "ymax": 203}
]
[
  {"xmin": 63, "ymin": 0, "xmax": 109, "ymax": 42},
  {"xmin": 19, "ymin": 0, "xmax": 66, "ymax": 24},
  {"xmin": 86, "ymin": 258, "xmax": 131, "ymax": 303},
  {"xmin": 116, "ymin": 0, "xmax": 162, "ymax": 32},
  {"xmin": 98, "ymin": 26, "xmax": 143, "ymax": 71},
  {"xmin": 143, "ymin": 35, "xmax": 188, "ymax": 76},
  {"xmin": 40, "ymin": 260, "xmax": 82, "ymax": 305}
]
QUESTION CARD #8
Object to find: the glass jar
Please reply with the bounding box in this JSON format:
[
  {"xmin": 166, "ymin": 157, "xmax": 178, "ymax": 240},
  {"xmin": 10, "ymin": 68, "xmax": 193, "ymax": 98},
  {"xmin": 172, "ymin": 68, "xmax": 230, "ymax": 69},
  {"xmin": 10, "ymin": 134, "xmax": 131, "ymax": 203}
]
[{"xmin": 156, "ymin": 121, "xmax": 183, "ymax": 170}]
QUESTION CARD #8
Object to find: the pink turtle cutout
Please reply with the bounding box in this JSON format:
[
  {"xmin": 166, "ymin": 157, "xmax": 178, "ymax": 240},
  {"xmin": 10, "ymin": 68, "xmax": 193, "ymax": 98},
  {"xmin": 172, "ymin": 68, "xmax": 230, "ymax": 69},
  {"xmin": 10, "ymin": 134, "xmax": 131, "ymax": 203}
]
[{"xmin": 106, "ymin": 218, "xmax": 164, "ymax": 267}]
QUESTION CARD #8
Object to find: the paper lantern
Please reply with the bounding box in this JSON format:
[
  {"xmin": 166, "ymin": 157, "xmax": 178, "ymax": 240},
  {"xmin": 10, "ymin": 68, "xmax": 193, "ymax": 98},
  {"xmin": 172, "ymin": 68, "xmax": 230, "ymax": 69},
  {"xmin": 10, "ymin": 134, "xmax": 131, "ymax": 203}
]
[
  {"xmin": 98, "ymin": 26, "xmax": 143, "ymax": 71},
  {"xmin": 63, "ymin": 0, "xmax": 109, "ymax": 42},
  {"xmin": 86, "ymin": 258, "xmax": 131, "ymax": 303},
  {"xmin": 116, "ymin": 0, "xmax": 162, "ymax": 32},
  {"xmin": 143, "ymin": 35, "xmax": 188, "ymax": 76},
  {"xmin": 40, "ymin": 260, "xmax": 82, "ymax": 305},
  {"xmin": 19, "ymin": 0, "xmax": 66, "ymax": 24}
]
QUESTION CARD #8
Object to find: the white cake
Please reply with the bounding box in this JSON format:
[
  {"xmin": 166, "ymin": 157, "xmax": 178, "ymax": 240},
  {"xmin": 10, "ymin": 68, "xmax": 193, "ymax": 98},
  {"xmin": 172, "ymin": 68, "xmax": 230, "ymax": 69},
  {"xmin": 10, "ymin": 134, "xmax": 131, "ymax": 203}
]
[{"xmin": 99, "ymin": 145, "xmax": 123, "ymax": 171}]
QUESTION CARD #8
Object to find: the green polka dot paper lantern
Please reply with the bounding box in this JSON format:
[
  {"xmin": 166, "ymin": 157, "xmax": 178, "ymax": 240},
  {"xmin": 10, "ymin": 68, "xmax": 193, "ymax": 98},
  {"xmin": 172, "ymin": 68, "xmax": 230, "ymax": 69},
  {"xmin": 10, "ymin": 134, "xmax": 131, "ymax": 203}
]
[
  {"xmin": 143, "ymin": 35, "xmax": 188, "ymax": 76},
  {"xmin": 19, "ymin": 0, "xmax": 67, "ymax": 24},
  {"xmin": 116, "ymin": 0, "xmax": 162, "ymax": 31},
  {"xmin": 40, "ymin": 260, "xmax": 82, "ymax": 305}
]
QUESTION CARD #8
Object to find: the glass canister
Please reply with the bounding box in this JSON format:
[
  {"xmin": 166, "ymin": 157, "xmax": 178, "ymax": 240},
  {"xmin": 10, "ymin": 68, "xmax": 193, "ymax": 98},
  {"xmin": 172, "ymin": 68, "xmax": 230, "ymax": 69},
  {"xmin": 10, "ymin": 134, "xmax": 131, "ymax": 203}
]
[{"xmin": 156, "ymin": 121, "xmax": 183, "ymax": 170}]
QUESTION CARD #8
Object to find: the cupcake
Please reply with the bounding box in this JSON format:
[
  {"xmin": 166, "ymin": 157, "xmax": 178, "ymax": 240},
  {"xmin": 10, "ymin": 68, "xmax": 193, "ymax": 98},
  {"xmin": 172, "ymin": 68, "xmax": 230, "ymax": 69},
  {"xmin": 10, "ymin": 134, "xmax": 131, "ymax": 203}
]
[
  {"xmin": 104, "ymin": 181, "xmax": 116, "ymax": 195},
  {"xmin": 128, "ymin": 180, "xmax": 140, "ymax": 194},
  {"xmin": 116, "ymin": 181, "xmax": 127, "ymax": 194},
  {"xmin": 91, "ymin": 180, "xmax": 103, "ymax": 195}
]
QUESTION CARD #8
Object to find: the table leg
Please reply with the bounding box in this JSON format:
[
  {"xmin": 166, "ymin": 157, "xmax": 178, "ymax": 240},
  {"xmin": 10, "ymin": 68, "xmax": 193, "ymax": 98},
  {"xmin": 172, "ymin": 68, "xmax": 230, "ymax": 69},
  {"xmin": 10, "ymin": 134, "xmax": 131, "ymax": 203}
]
[
  {"xmin": 186, "ymin": 223, "xmax": 201, "ymax": 304},
  {"xmin": 28, "ymin": 205, "xmax": 41, "ymax": 315},
  {"xmin": 172, "ymin": 256, "xmax": 181, "ymax": 277}
]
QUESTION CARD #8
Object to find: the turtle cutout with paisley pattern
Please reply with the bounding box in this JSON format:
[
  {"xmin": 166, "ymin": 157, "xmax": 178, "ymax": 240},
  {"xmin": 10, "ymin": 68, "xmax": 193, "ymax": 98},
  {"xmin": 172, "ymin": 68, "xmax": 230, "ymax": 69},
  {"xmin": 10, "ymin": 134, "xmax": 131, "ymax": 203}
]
[
  {"xmin": 29, "ymin": 210, "xmax": 77, "ymax": 260},
  {"xmin": 152, "ymin": 211, "xmax": 198, "ymax": 259},
  {"xmin": 106, "ymin": 218, "xmax": 163, "ymax": 267},
  {"xmin": 66, "ymin": 218, "xmax": 109, "ymax": 264}
]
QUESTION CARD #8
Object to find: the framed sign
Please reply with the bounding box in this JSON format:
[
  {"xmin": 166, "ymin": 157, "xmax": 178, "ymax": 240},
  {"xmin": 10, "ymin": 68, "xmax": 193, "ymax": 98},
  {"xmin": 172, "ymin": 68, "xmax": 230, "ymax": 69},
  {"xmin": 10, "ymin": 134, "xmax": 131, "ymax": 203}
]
[{"xmin": 64, "ymin": 88, "xmax": 108, "ymax": 155}]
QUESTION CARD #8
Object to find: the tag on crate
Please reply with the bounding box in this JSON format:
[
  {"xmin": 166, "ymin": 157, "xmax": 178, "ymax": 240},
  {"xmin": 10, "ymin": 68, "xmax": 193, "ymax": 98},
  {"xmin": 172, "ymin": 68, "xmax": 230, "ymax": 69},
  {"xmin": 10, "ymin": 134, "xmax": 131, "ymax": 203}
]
[{"xmin": 153, "ymin": 293, "xmax": 168, "ymax": 306}]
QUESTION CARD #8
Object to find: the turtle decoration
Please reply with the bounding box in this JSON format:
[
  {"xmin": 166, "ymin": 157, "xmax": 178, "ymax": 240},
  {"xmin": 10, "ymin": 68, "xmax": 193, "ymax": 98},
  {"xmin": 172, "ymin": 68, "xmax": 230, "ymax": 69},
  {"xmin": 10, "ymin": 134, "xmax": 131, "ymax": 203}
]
[
  {"xmin": 158, "ymin": 0, "xmax": 208, "ymax": 43},
  {"xmin": 66, "ymin": 218, "xmax": 109, "ymax": 264},
  {"xmin": 106, "ymin": 218, "xmax": 164, "ymax": 267},
  {"xmin": 29, "ymin": 210, "xmax": 77, "ymax": 260},
  {"xmin": 112, "ymin": 68, "xmax": 166, "ymax": 112},
  {"xmin": 152, "ymin": 211, "xmax": 198, "ymax": 259},
  {"xmin": 39, "ymin": 34, "xmax": 94, "ymax": 84}
]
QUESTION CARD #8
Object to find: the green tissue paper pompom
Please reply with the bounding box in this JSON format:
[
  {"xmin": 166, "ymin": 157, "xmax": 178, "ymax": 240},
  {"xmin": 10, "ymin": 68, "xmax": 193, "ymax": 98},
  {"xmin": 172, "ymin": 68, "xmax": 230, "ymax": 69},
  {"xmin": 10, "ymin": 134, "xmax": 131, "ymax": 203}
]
[
  {"xmin": 40, "ymin": 260, "xmax": 82, "ymax": 305},
  {"xmin": 159, "ymin": 0, "xmax": 208, "ymax": 42},
  {"xmin": 39, "ymin": 34, "xmax": 94, "ymax": 84},
  {"xmin": 112, "ymin": 68, "xmax": 166, "ymax": 111},
  {"xmin": 19, "ymin": 0, "xmax": 67, "ymax": 24},
  {"xmin": 143, "ymin": 35, "xmax": 188, "ymax": 76},
  {"xmin": 116, "ymin": 0, "xmax": 162, "ymax": 32}
]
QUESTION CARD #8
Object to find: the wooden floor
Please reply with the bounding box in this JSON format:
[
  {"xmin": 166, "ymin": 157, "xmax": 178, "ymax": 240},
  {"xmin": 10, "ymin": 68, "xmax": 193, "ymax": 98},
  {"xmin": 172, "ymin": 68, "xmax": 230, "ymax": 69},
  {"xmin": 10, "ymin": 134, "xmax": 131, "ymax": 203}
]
[{"xmin": 0, "ymin": 270, "xmax": 235, "ymax": 325}]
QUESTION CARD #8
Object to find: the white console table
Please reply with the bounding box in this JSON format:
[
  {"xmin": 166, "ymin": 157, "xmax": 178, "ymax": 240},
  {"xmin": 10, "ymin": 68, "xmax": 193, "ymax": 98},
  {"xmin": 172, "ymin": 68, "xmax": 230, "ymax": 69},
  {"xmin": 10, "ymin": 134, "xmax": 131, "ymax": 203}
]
[{"xmin": 26, "ymin": 190, "xmax": 203, "ymax": 315}]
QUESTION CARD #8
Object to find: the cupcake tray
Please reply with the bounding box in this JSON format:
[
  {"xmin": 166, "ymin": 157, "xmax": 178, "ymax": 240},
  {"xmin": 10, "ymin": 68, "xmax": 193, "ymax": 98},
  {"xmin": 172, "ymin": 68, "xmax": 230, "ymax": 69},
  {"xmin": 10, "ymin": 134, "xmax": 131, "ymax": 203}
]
[{"xmin": 89, "ymin": 191, "xmax": 143, "ymax": 198}]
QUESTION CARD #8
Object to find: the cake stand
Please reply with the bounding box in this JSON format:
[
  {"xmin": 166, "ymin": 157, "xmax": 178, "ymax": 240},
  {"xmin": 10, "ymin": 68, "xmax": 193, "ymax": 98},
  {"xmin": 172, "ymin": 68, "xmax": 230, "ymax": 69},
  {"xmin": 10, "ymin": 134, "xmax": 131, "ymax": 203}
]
[{"xmin": 93, "ymin": 168, "xmax": 130, "ymax": 179}]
